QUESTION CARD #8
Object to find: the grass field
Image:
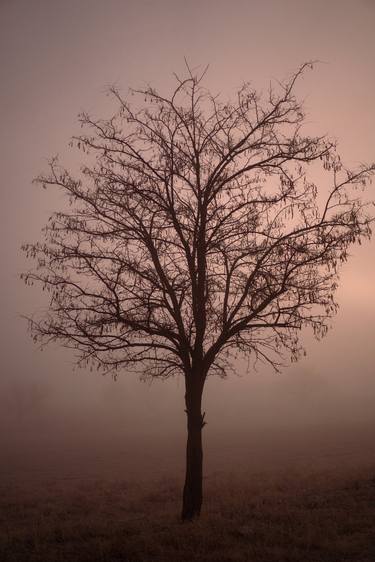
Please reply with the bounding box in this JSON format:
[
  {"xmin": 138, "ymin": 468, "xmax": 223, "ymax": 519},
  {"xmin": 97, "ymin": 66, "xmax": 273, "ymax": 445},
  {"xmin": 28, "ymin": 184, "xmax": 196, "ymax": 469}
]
[{"xmin": 1, "ymin": 462, "xmax": 375, "ymax": 562}]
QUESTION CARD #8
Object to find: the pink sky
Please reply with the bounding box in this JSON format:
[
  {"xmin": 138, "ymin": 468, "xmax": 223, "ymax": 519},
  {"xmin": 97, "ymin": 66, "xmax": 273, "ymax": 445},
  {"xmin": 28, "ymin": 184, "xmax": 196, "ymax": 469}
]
[{"xmin": 0, "ymin": 0, "xmax": 374, "ymax": 480}]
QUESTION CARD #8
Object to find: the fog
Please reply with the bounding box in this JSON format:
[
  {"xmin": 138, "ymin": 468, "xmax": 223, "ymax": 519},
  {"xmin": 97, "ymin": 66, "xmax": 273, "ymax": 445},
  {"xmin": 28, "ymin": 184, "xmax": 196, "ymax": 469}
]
[{"xmin": 1, "ymin": 0, "xmax": 374, "ymax": 487}]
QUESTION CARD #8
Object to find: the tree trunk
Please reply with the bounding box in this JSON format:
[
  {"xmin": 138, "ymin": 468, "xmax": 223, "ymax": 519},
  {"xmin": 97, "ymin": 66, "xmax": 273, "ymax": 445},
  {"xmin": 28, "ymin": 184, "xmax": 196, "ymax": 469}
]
[{"xmin": 181, "ymin": 376, "xmax": 205, "ymax": 521}]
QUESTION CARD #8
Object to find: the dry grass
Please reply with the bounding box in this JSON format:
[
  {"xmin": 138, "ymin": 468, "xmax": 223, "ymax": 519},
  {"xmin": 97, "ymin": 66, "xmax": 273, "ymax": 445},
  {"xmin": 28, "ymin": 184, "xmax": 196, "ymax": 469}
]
[{"xmin": 1, "ymin": 465, "xmax": 375, "ymax": 562}]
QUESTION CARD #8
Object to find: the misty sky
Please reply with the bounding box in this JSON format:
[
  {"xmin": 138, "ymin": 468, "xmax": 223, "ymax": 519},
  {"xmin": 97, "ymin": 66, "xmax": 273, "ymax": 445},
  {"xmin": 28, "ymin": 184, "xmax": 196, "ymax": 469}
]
[{"xmin": 1, "ymin": 0, "xmax": 374, "ymax": 480}]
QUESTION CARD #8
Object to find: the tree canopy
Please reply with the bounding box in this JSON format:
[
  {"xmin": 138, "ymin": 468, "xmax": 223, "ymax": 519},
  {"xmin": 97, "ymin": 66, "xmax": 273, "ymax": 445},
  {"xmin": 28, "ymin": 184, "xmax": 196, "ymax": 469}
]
[{"xmin": 23, "ymin": 63, "xmax": 374, "ymax": 381}]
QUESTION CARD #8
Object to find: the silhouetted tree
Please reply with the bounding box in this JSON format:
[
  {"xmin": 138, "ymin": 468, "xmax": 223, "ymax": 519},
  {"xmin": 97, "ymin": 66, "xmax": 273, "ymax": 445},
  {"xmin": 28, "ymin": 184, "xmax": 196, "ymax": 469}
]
[{"xmin": 23, "ymin": 62, "xmax": 374, "ymax": 520}]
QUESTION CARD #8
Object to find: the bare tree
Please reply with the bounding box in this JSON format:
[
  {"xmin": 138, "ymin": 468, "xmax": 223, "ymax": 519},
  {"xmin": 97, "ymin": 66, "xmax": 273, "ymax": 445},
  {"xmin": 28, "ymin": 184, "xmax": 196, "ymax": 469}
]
[{"xmin": 22, "ymin": 62, "xmax": 374, "ymax": 520}]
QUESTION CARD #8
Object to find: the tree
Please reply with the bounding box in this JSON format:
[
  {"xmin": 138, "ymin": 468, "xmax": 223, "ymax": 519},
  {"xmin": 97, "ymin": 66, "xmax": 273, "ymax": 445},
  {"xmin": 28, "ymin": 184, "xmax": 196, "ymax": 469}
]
[{"xmin": 22, "ymin": 62, "xmax": 374, "ymax": 520}]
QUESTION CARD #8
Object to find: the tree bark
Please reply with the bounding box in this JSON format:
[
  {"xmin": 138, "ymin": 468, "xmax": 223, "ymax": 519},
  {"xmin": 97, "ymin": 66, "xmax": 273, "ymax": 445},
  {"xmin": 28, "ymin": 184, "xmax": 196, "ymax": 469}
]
[{"xmin": 181, "ymin": 375, "xmax": 205, "ymax": 521}]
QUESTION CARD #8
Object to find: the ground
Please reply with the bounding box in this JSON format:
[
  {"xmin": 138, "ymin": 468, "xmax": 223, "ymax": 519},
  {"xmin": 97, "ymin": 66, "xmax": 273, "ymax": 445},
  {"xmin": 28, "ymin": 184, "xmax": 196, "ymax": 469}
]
[{"xmin": 1, "ymin": 463, "xmax": 375, "ymax": 562}]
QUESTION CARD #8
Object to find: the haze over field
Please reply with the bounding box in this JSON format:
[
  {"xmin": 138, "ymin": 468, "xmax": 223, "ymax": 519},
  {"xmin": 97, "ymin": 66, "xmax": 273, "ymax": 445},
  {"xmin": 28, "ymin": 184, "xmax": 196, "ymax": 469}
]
[{"xmin": 1, "ymin": 0, "xmax": 375, "ymax": 489}]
